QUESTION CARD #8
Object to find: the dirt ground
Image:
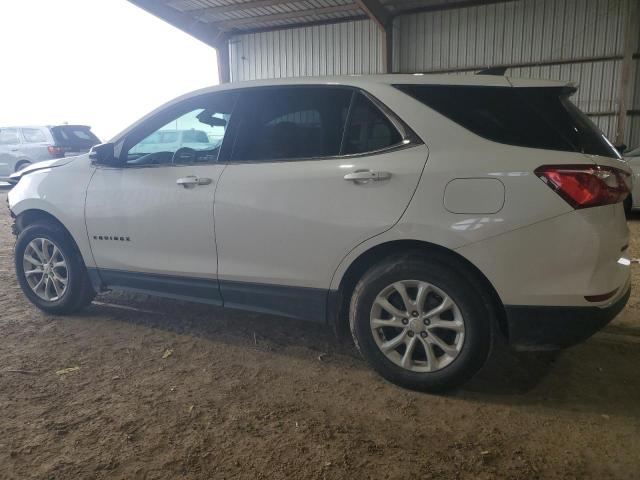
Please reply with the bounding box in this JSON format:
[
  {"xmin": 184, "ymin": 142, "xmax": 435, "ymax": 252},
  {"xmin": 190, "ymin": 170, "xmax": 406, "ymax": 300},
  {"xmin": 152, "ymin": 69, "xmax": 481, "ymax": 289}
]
[{"xmin": 1, "ymin": 190, "xmax": 639, "ymax": 480}]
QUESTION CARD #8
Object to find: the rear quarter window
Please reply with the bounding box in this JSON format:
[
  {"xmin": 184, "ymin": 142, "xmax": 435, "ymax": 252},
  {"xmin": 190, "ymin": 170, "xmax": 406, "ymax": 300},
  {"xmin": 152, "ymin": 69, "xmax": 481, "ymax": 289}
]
[{"xmin": 394, "ymin": 84, "xmax": 619, "ymax": 159}]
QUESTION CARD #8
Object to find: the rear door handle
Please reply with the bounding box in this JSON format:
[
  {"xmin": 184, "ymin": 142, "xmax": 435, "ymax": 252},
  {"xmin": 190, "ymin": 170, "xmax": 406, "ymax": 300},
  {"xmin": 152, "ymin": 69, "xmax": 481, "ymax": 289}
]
[
  {"xmin": 343, "ymin": 170, "xmax": 391, "ymax": 183},
  {"xmin": 176, "ymin": 176, "xmax": 212, "ymax": 188}
]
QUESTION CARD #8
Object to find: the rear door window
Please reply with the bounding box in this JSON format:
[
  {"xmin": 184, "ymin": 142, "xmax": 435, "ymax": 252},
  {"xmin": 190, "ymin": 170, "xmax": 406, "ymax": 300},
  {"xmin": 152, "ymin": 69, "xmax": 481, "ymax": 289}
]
[
  {"xmin": 231, "ymin": 87, "xmax": 353, "ymax": 162},
  {"xmin": 342, "ymin": 93, "xmax": 403, "ymax": 155},
  {"xmin": 395, "ymin": 84, "xmax": 619, "ymax": 158},
  {"xmin": 21, "ymin": 128, "xmax": 47, "ymax": 143},
  {"xmin": 0, "ymin": 128, "xmax": 19, "ymax": 145}
]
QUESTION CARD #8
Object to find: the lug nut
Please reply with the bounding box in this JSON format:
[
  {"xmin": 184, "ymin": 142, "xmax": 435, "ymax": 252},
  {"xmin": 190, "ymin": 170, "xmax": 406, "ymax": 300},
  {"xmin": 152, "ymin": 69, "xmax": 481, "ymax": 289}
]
[
  {"xmin": 407, "ymin": 331, "xmax": 414, "ymax": 337},
  {"xmin": 423, "ymin": 318, "xmax": 431, "ymax": 326},
  {"xmin": 420, "ymin": 331, "xmax": 428, "ymax": 338},
  {"xmin": 401, "ymin": 318, "xmax": 408, "ymax": 325},
  {"xmin": 412, "ymin": 311, "xmax": 419, "ymax": 317}
]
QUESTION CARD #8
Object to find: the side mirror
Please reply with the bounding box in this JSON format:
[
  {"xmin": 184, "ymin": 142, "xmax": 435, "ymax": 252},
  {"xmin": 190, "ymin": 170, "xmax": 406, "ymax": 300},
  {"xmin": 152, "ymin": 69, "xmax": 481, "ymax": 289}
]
[
  {"xmin": 89, "ymin": 143, "xmax": 116, "ymax": 165},
  {"xmin": 615, "ymin": 144, "xmax": 627, "ymax": 155}
]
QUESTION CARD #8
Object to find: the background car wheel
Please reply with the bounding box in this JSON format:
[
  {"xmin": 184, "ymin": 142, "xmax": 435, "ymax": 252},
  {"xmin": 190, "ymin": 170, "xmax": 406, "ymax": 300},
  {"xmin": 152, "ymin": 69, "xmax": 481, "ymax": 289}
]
[
  {"xmin": 15, "ymin": 223, "xmax": 96, "ymax": 314},
  {"xmin": 624, "ymin": 195, "xmax": 633, "ymax": 217},
  {"xmin": 15, "ymin": 160, "xmax": 31, "ymax": 172},
  {"xmin": 349, "ymin": 253, "xmax": 492, "ymax": 392}
]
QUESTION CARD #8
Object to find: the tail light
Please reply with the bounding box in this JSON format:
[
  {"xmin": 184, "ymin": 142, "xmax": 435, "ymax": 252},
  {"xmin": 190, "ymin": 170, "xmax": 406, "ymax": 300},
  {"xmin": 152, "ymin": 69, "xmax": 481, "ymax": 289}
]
[
  {"xmin": 535, "ymin": 164, "xmax": 630, "ymax": 209},
  {"xmin": 47, "ymin": 146, "xmax": 65, "ymax": 158}
]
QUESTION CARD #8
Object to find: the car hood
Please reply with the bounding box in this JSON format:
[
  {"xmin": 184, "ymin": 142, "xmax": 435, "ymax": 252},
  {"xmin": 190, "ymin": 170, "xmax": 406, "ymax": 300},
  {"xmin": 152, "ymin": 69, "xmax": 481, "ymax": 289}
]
[{"xmin": 6, "ymin": 156, "xmax": 78, "ymax": 185}]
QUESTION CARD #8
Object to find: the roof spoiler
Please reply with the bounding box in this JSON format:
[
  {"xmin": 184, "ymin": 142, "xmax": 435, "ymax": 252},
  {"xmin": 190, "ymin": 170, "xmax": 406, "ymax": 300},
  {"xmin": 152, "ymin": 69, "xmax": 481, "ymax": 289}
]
[{"xmin": 476, "ymin": 66, "xmax": 508, "ymax": 75}]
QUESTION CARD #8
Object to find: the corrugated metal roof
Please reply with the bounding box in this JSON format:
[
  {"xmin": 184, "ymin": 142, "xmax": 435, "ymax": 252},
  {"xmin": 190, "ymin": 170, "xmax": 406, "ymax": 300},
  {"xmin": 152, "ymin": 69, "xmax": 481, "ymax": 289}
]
[{"xmin": 138, "ymin": 0, "xmax": 504, "ymax": 36}]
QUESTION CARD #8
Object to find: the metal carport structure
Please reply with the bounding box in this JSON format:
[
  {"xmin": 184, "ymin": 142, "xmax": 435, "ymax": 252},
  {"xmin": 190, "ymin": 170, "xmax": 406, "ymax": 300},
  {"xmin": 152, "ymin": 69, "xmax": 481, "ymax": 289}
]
[{"xmin": 128, "ymin": 0, "xmax": 639, "ymax": 147}]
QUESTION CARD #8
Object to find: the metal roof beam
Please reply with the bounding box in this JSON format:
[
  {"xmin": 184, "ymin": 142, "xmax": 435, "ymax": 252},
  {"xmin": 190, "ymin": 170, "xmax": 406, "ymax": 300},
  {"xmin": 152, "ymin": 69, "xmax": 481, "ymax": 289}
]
[
  {"xmin": 354, "ymin": 0, "xmax": 391, "ymax": 29},
  {"xmin": 128, "ymin": 0, "xmax": 225, "ymax": 48},
  {"xmin": 354, "ymin": 0, "xmax": 392, "ymax": 73}
]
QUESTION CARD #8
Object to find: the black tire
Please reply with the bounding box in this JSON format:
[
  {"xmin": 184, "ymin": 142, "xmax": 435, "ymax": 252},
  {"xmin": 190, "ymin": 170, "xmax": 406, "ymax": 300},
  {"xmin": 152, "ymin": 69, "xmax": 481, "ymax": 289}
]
[
  {"xmin": 624, "ymin": 195, "xmax": 632, "ymax": 217},
  {"xmin": 349, "ymin": 253, "xmax": 492, "ymax": 392},
  {"xmin": 15, "ymin": 160, "xmax": 31, "ymax": 172},
  {"xmin": 15, "ymin": 222, "xmax": 96, "ymax": 314}
]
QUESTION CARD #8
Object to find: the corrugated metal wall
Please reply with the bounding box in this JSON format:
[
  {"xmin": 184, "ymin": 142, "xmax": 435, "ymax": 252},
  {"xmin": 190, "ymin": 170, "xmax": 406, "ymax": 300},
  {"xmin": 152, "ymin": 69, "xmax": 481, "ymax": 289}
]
[
  {"xmin": 228, "ymin": 0, "xmax": 639, "ymax": 147},
  {"xmin": 229, "ymin": 19, "xmax": 385, "ymax": 81},
  {"xmin": 393, "ymin": 0, "xmax": 639, "ymax": 146}
]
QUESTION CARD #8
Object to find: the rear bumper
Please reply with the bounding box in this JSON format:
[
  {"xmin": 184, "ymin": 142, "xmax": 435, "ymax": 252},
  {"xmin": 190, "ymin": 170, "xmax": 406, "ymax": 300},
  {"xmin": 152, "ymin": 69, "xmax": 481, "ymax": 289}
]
[{"xmin": 505, "ymin": 283, "xmax": 631, "ymax": 351}]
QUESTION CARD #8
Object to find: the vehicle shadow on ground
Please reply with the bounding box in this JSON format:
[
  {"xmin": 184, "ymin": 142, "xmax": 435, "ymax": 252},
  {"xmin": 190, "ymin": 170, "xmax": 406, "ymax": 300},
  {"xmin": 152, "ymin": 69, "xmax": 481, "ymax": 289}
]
[{"xmin": 84, "ymin": 291, "xmax": 640, "ymax": 418}]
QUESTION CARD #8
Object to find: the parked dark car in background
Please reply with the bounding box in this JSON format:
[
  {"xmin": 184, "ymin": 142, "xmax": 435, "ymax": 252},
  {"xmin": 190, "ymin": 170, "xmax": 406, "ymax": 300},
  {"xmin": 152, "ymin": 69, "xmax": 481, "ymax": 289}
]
[{"xmin": 0, "ymin": 125, "xmax": 100, "ymax": 176}]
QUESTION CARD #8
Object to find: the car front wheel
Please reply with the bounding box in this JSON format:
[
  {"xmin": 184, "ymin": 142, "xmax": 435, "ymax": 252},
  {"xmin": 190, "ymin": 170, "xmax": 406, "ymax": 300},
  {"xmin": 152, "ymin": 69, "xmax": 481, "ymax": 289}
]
[
  {"xmin": 15, "ymin": 223, "xmax": 96, "ymax": 314},
  {"xmin": 349, "ymin": 254, "xmax": 492, "ymax": 392}
]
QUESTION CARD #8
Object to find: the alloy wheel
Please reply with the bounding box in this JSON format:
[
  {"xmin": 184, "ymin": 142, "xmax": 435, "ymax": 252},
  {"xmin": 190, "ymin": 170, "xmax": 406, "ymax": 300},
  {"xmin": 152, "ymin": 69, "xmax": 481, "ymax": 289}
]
[
  {"xmin": 370, "ymin": 280, "xmax": 465, "ymax": 372},
  {"xmin": 22, "ymin": 237, "xmax": 69, "ymax": 302}
]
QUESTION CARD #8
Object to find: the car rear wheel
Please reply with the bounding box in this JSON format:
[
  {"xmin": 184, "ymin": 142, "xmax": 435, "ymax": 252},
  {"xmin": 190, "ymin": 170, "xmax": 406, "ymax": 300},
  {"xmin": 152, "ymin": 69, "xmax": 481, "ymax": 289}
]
[
  {"xmin": 15, "ymin": 160, "xmax": 31, "ymax": 172},
  {"xmin": 624, "ymin": 195, "xmax": 633, "ymax": 217},
  {"xmin": 15, "ymin": 223, "xmax": 96, "ymax": 314},
  {"xmin": 349, "ymin": 253, "xmax": 492, "ymax": 392}
]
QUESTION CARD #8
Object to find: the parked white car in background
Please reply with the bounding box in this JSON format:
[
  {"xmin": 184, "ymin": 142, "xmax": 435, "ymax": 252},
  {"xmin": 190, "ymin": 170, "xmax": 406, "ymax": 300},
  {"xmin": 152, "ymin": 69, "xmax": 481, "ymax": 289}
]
[
  {"xmin": 6, "ymin": 75, "xmax": 632, "ymax": 391},
  {"xmin": 128, "ymin": 129, "xmax": 220, "ymax": 158},
  {"xmin": 624, "ymin": 146, "xmax": 640, "ymax": 213}
]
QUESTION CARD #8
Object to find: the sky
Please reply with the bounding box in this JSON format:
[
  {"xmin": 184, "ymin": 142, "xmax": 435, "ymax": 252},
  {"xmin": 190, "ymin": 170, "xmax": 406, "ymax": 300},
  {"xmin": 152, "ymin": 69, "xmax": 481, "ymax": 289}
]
[{"xmin": 0, "ymin": 0, "xmax": 219, "ymax": 141}]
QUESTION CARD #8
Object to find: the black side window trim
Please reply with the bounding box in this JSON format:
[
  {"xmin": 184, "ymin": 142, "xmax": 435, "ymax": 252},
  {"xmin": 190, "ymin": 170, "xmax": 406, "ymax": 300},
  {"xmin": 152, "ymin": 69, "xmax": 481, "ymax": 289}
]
[{"xmin": 226, "ymin": 85, "xmax": 422, "ymax": 164}]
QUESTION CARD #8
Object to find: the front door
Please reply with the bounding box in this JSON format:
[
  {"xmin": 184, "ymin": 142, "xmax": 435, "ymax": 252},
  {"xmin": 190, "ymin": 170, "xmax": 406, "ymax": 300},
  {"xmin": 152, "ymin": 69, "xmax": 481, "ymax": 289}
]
[
  {"xmin": 214, "ymin": 86, "xmax": 428, "ymax": 320},
  {"xmin": 85, "ymin": 92, "xmax": 237, "ymax": 304}
]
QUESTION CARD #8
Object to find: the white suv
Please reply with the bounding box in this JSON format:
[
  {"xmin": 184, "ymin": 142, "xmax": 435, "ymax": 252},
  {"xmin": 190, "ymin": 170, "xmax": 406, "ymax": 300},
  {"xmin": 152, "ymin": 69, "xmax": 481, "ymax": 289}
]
[{"xmin": 7, "ymin": 75, "xmax": 632, "ymax": 392}]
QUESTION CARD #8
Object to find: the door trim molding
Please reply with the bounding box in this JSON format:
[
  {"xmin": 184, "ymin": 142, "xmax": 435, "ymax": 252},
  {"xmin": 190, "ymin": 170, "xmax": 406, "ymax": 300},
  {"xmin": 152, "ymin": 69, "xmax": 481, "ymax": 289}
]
[
  {"xmin": 88, "ymin": 268, "xmax": 329, "ymax": 322},
  {"xmin": 88, "ymin": 268, "xmax": 223, "ymax": 306}
]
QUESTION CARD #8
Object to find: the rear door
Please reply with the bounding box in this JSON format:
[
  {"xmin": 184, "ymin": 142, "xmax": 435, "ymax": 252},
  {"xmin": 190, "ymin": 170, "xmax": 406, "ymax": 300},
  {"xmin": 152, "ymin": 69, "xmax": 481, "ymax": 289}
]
[
  {"xmin": 0, "ymin": 128, "xmax": 21, "ymax": 175},
  {"xmin": 20, "ymin": 127, "xmax": 51, "ymax": 163},
  {"xmin": 214, "ymin": 85, "xmax": 429, "ymax": 321}
]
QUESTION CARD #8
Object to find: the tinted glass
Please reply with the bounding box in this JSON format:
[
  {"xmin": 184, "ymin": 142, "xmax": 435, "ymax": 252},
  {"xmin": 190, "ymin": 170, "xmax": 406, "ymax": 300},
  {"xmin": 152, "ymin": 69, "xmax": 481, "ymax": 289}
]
[
  {"xmin": 395, "ymin": 85, "xmax": 619, "ymax": 158},
  {"xmin": 126, "ymin": 92, "xmax": 236, "ymax": 166},
  {"xmin": 50, "ymin": 126, "xmax": 100, "ymax": 148},
  {"xmin": 343, "ymin": 93, "xmax": 403, "ymax": 154},
  {"xmin": 232, "ymin": 87, "xmax": 352, "ymax": 161},
  {"xmin": 22, "ymin": 128, "xmax": 47, "ymax": 143},
  {"xmin": 0, "ymin": 128, "xmax": 19, "ymax": 145}
]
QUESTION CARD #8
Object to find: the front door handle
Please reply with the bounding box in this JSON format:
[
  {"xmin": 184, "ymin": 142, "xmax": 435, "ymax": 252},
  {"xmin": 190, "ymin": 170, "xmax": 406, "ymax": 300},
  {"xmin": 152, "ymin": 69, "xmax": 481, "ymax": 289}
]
[
  {"xmin": 343, "ymin": 170, "xmax": 391, "ymax": 183},
  {"xmin": 176, "ymin": 176, "xmax": 212, "ymax": 188}
]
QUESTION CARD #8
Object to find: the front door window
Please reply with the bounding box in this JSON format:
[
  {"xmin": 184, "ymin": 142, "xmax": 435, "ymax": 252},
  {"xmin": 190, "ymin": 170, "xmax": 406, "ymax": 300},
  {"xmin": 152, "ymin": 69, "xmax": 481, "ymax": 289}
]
[{"xmin": 125, "ymin": 93, "xmax": 236, "ymax": 166}]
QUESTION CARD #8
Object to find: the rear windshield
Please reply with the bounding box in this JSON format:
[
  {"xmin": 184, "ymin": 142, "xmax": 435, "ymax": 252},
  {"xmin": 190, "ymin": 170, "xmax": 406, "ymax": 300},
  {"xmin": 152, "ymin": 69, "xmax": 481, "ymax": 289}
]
[
  {"xmin": 50, "ymin": 125, "xmax": 100, "ymax": 148},
  {"xmin": 394, "ymin": 85, "xmax": 620, "ymax": 159}
]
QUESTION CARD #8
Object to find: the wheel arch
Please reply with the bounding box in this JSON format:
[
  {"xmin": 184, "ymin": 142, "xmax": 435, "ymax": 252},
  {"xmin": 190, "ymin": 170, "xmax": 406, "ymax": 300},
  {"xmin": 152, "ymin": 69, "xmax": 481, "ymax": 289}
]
[
  {"xmin": 328, "ymin": 239, "xmax": 507, "ymax": 340},
  {"xmin": 14, "ymin": 159, "xmax": 32, "ymax": 172},
  {"xmin": 14, "ymin": 208, "xmax": 70, "ymax": 236}
]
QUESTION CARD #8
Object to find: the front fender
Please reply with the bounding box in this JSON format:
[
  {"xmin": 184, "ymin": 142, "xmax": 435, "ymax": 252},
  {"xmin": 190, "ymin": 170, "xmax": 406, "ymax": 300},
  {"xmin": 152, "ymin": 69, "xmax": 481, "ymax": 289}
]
[{"xmin": 8, "ymin": 159, "xmax": 96, "ymax": 268}]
